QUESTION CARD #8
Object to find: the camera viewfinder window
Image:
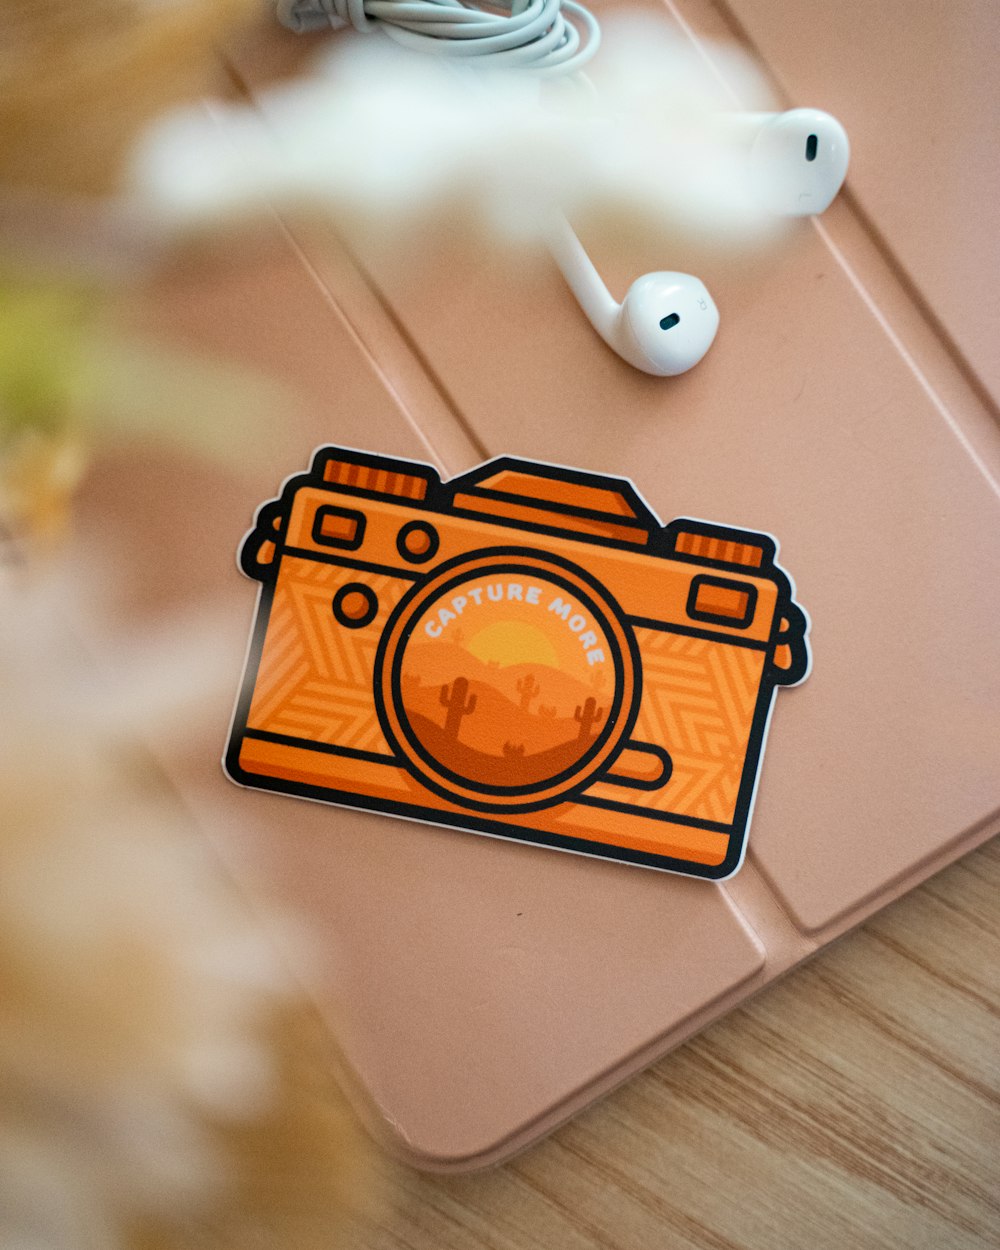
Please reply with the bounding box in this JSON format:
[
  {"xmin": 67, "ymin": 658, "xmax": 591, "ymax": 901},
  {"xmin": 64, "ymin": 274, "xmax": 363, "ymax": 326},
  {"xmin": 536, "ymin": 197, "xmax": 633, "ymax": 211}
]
[
  {"xmin": 688, "ymin": 576, "xmax": 757, "ymax": 629},
  {"xmin": 312, "ymin": 505, "xmax": 366, "ymax": 551}
]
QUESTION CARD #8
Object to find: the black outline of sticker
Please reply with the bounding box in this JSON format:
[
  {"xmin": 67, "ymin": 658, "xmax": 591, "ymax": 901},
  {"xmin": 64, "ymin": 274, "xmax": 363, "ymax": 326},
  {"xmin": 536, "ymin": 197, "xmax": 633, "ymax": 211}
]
[{"xmin": 224, "ymin": 445, "xmax": 811, "ymax": 881}]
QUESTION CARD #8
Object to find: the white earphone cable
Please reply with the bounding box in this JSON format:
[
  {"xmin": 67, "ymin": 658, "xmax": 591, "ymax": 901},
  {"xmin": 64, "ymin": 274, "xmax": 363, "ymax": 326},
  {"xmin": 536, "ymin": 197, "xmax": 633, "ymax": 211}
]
[{"xmin": 277, "ymin": 0, "xmax": 600, "ymax": 77}]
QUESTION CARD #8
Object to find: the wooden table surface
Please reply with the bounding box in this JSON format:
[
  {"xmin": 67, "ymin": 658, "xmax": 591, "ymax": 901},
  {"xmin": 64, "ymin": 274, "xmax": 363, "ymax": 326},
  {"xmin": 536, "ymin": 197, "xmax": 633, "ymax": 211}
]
[{"xmin": 245, "ymin": 839, "xmax": 997, "ymax": 1250}]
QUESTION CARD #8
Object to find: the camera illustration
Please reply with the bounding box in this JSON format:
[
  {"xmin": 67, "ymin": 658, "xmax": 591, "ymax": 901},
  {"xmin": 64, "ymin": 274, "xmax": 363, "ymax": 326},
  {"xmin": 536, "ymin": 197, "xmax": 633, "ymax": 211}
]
[{"xmin": 226, "ymin": 447, "xmax": 810, "ymax": 879}]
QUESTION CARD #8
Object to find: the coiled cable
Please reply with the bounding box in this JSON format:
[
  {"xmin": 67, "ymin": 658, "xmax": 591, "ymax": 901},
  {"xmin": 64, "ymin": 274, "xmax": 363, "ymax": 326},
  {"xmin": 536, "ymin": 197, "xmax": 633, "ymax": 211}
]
[{"xmin": 277, "ymin": 0, "xmax": 600, "ymax": 77}]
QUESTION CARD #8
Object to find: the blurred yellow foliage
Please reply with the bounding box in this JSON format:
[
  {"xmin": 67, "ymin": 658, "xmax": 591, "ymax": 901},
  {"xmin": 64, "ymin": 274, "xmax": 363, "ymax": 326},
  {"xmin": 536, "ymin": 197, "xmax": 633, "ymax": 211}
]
[
  {"xmin": 0, "ymin": 280, "xmax": 93, "ymax": 542},
  {"xmin": 1, "ymin": 9, "xmax": 377, "ymax": 1248},
  {"xmin": 0, "ymin": 1, "xmax": 269, "ymax": 544},
  {"xmin": 0, "ymin": 281, "xmax": 95, "ymax": 431}
]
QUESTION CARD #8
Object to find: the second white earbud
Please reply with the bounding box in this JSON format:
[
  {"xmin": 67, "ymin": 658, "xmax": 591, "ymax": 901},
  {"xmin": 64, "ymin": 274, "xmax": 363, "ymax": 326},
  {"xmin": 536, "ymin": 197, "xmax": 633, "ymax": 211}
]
[
  {"xmin": 716, "ymin": 108, "xmax": 850, "ymax": 216},
  {"xmin": 547, "ymin": 216, "xmax": 719, "ymax": 377}
]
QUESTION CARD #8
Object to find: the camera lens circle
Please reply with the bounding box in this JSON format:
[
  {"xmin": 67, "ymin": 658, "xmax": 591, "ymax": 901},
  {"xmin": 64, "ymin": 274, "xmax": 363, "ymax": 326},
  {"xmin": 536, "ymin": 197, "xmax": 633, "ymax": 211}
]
[{"xmin": 377, "ymin": 551, "xmax": 637, "ymax": 813}]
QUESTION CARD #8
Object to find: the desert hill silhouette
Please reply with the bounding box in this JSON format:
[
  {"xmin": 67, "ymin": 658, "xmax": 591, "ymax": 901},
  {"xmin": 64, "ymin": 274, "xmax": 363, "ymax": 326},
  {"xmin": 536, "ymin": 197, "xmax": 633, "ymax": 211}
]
[
  {"xmin": 405, "ymin": 710, "xmax": 602, "ymax": 787},
  {"xmin": 398, "ymin": 640, "xmax": 609, "ymax": 786}
]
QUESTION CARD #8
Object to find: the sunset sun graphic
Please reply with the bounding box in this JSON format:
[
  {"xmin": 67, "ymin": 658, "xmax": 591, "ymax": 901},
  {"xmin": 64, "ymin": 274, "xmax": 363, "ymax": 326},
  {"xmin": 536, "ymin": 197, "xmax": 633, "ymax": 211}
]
[{"xmin": 465, "ymin": 620, "xmax": 559, "ymax": 670}]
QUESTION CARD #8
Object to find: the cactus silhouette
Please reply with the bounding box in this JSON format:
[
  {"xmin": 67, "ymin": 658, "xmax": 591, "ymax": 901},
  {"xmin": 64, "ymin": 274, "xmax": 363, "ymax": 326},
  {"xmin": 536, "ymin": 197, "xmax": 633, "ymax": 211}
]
[
  {"xmin": 574, "ymin": 696, "xmax": 605, "ymax": 742},
  {"xmin": 538, "ymin": 704, "xmax": 557, "ymax": 719},
  {"xmin": 502, "ymin": 741, "xmax": 525, "ymax": 759},
  {"xmin": 517, "ymin": 672, "xmax": 540, "ymax": 712},
  {"xmin": 440, "ymin": 676, "xmax": 477, "ymax": 739}
]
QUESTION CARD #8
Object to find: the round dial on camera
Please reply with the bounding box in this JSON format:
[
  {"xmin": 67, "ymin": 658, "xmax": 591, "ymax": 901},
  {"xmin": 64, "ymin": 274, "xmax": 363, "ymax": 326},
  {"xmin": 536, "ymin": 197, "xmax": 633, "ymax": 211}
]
[{"xmin": 397, "ymin": 520, "xmax": 440, "ymax": 564}]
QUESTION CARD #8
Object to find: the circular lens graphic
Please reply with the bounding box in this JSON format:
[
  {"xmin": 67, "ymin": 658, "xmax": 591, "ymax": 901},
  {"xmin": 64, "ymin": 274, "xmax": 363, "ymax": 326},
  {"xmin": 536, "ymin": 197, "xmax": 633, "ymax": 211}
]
[{"xmin": 378, "ymin": 552, "xmax": 637, "ymax": 811}]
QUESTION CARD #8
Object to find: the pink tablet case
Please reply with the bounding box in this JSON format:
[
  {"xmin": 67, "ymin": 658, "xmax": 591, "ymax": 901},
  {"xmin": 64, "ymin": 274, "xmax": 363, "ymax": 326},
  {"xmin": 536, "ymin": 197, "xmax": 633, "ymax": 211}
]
[{"xmin": 75, "ymin": 0, "xmax": 1000, "ymax": 1169}]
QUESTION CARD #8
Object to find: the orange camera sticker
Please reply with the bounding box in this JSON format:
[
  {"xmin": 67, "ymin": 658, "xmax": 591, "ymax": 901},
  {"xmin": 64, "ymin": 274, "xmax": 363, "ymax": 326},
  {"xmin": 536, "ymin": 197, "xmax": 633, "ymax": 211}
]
[{"xmin": 225, "ymin": 447, "xmax": 811, "ymax": 880}]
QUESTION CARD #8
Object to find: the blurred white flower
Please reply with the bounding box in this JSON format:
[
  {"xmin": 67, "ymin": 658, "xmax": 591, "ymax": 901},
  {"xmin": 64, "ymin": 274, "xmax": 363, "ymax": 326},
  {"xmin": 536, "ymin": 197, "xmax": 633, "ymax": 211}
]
[
  {"xmin": 131, "ymin": 16, "xmax": 788, "ymax": 246},
  {"xmin": 0, "ymin": 570, "xmax": 294, "ymax": 1249}
]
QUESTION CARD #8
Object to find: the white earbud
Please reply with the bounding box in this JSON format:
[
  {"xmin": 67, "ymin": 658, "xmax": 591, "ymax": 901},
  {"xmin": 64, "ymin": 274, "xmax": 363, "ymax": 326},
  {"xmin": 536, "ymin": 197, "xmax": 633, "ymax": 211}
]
[
  {"xmin": 717, "ymin": 107, "xmax": 850, "ymax": 216},
  {"xmin": 547, "ymin": 216, "xmax": 719, "ymax": 377}
]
